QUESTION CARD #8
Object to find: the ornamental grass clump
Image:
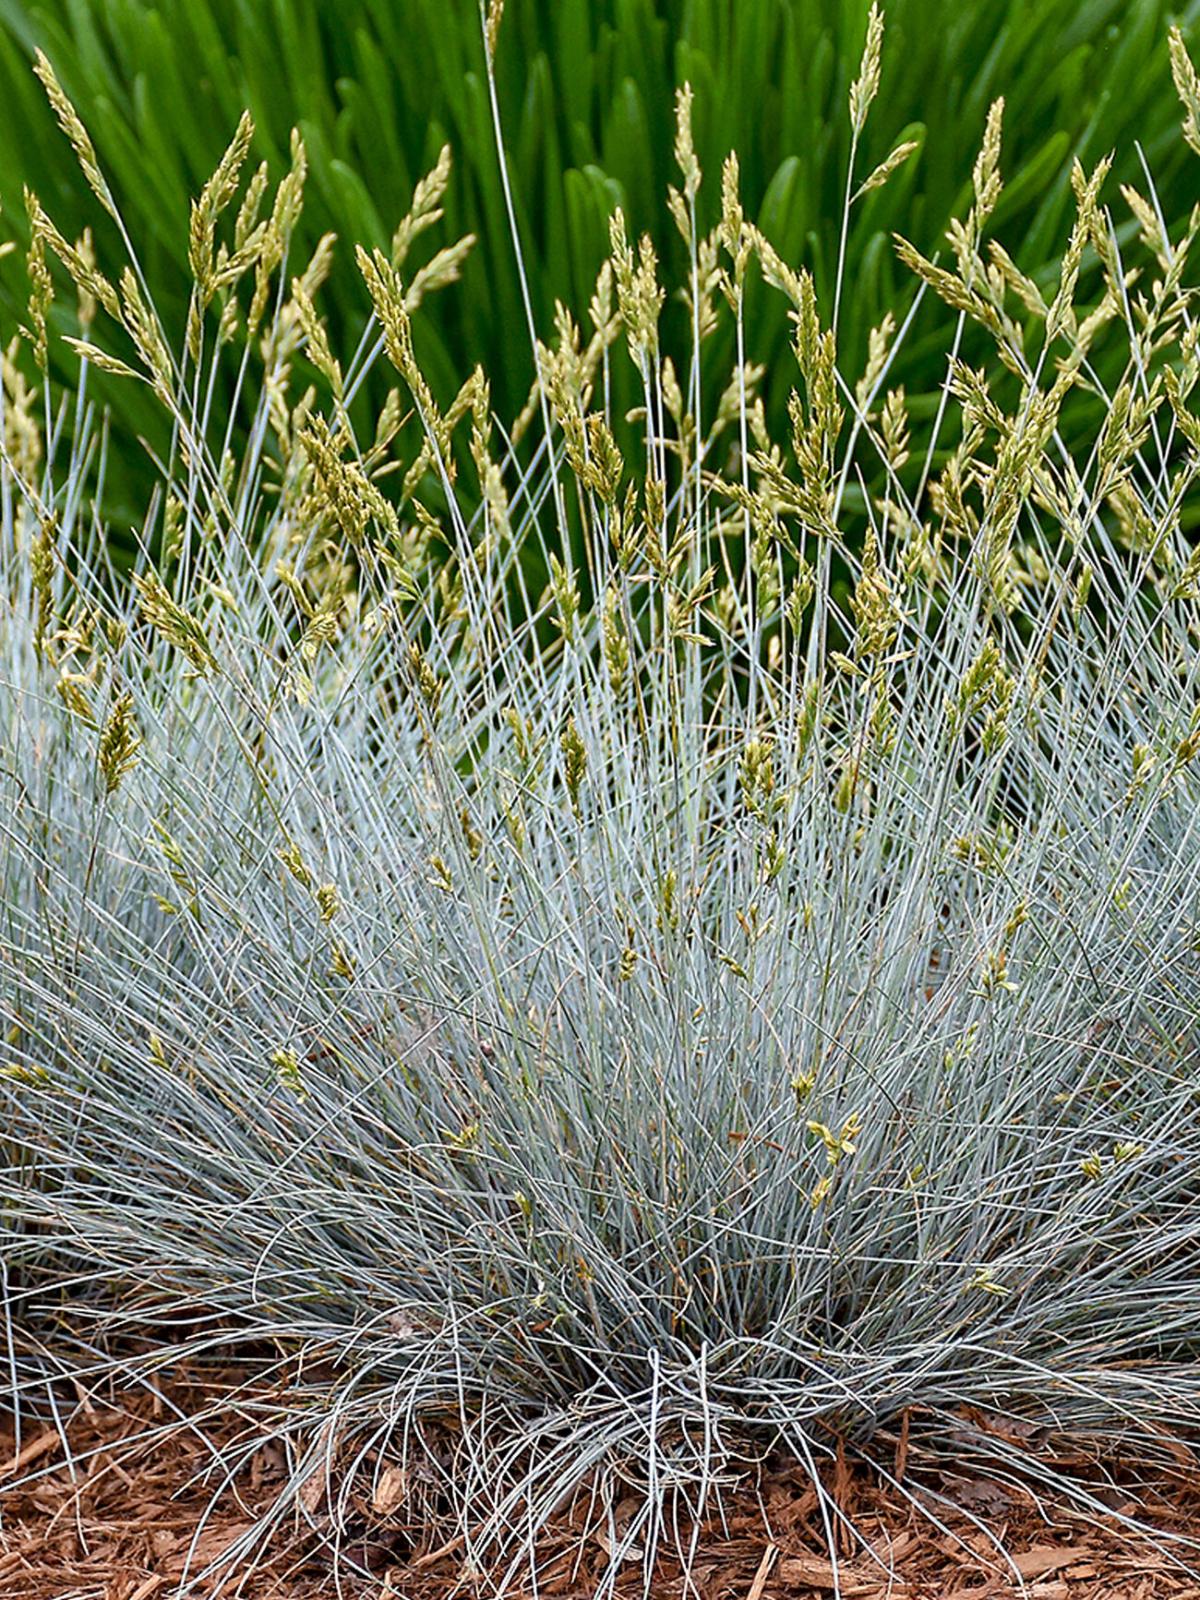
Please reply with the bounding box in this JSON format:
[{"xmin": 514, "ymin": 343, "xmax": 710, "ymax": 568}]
[{"xmin": 2, "ymin": 14, "xmax": 1200, "ymax": 1591}]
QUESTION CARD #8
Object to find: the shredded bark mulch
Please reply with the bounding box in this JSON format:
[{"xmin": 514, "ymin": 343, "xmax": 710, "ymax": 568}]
[{"xmin": 2, "ymin": 1370, "xmax": 1199, "ymax": 1599}]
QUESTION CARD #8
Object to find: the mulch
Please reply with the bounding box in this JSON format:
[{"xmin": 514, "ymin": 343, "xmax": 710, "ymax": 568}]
[{"xmin": 2, "ymin": 1369, "xmax": 1199, "ymax": 1599}]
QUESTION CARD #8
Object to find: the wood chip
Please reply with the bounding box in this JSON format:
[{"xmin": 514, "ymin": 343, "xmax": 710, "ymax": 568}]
[
  {"xmin": 746, "ymin": 1543, "xmax": 778, "ymax": 1600},
  {"xmin": 371, "ymin": 1463, "xmax": 408, "ymax": 1517},
  {"xmin": 894, "ymin": 1407, "xmax": 910, "ymax": 1483},
  {"xmin": 126, "ymin": 1577, "xmax": 166, "ymax": 1600},
  {"xmin": 776, "ymin": 1554, "xmax": 897, "ymax": 1594},
  {"xmin": 1014, "ymin": 1544, "xmax": 1080, "ymax": 1579},
  {"xmin": 0, "ymin": 1427, "xmax": 61, "ymax": 1481}
]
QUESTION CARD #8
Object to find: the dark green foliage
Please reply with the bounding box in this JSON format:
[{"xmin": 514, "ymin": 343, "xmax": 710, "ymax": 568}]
[{"xmin": 0, "ymin": 0, "xmax": 1197, "ymax": 520}]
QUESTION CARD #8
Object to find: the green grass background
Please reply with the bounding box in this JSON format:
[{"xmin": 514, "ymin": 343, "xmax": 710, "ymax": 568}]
[{"xmin": 0, "ymin": 0, "xmax": 1197, "ymax": 522}]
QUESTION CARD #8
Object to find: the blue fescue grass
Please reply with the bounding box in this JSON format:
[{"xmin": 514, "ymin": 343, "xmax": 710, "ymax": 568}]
[{"xmin": 2, "ymin": 13, "xmax": 1200, "ymax": 1591}]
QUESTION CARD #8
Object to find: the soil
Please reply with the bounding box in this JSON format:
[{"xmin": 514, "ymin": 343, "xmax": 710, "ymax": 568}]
[{"xmin": 2, "ymin": 1369, "xmax": 1199, "ymax": 1599}]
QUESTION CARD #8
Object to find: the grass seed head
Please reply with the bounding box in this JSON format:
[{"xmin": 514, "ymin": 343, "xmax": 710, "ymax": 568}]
[
  {"xmin": 32, "ymin": 50, "xmax": 116, "ymax": 217},
  {"xmin": 97, "ymin": 691, "xmax": 140, "ymax": 795},
  {"xmin": 848, "ymin": 4, "xmax": 884, "ymax": 134}
]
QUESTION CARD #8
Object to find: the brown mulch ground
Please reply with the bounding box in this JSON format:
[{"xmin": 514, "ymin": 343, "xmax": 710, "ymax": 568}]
[{"xmin": 2, "ymin": 1371, "xmax": 1199, "ymax": 1599}]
